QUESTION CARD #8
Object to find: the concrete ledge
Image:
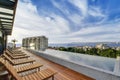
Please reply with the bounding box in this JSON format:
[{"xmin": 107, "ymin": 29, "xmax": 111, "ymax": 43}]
[{"xmin": 27, "ymin": 49, "xmax": 120, "ymax": 80}]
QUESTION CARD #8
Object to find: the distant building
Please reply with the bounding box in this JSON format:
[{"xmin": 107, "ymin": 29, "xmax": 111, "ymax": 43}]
[
  {"xmin": 22, "ymin": 36, "xmax": 48, "ymax": 51},
  {"xmin": 96, "ymin": 44, "xmax": 109, "ymax": 49},
  {"xmin": 116, "ymin": 47, "xmax": 120, "ymax": 50},
  {"xmin": 76, "ymin": 46, "xmax": 92, "ymax": 51},
  {"xmin": 83, "ymin": 46, "xmax": 92, "ymax": 51}
]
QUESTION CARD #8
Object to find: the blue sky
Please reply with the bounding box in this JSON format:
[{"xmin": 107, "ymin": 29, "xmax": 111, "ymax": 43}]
[{"xmin": 8, "ymin": 0, "xmax": 120, "ymax": 44}]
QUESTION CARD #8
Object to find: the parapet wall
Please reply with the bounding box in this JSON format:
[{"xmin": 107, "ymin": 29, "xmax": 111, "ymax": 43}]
[{"xmin": 27, "ymin": 49, "xmax": 120, "ymax": 80}]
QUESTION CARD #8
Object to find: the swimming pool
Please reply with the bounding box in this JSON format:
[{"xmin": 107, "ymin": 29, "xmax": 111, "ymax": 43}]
[{"xmin": 39, "ymin": 49, "xmax": 116, "ymax": 72}]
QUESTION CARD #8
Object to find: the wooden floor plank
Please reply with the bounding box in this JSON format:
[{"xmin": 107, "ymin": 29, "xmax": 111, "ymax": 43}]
[{"xmin": 22, "ymin": 49, "xmax": 95, "ymax": 80}]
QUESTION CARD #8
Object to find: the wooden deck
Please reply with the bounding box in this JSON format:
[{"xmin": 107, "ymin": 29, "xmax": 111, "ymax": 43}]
[{"xmin": 22, "ymin": 49, "xmax": 95, "ymax": 80}]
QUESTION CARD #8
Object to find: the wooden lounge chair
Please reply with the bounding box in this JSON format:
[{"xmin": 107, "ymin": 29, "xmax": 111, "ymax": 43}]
[
  {"xmin": 12, "ymin": 49, "xmax": 26, "ymax": 54},
  {"xmin": 5, "ymin": 51, "xmax": 29, "ymax": 59},
  {"xmin": 1, "ymin": 55, "xmax": 43, "ymax": 73},
  {"xmin": 2, "ymin": 53, "xmax": 35, "ymax": 65},
  {"xmin": 0, "ymin": 57, "xmax": 57, "ymax": 80},
  {"xmin": 7, "ymin": 49, "xmax": 26, "ymax": 56},
  {"xmin": 16, "ymin": 62, "xmax": 43, "ymax": 73},
  {"xmin": 11, "ymin": 51, "xmax": 26, "ymax": 56}
]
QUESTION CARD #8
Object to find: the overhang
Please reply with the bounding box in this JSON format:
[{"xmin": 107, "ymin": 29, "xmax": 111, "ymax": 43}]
[{"xmin": 0, "ymin": 0, "xmax": 18, "ymax": 35}]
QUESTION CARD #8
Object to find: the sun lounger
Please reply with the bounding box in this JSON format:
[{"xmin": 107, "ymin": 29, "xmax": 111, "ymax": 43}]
[
  {"xmin": 0, "ymin": 57, "xmax": 57, "ymax": 80},
  {"xmin": 5, "ymin": 51, "xmax": 29, "ymax": 59},
  {"xmin": 3, "ymin": 53, "xmax": 35, "ymax": 65},
  {"xmin": 16, "ymin": 62, "xmax": 43, "ymax": 73},
  {"xmin": 7, "ymin": 49, "xmax": 26, "ymax": 56}
]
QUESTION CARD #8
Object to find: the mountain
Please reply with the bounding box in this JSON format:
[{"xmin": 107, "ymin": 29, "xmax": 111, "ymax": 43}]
[{"xmin": 49, "ymin": 42, "xmax": 120, "ymax": 47}]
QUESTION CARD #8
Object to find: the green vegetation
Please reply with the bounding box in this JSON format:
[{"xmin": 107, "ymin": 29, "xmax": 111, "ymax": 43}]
[{"xmin": 53, "ymin": 47, "xmax": 120, "ymax": 58}]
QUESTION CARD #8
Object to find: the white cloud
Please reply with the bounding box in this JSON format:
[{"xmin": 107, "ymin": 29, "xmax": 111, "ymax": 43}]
[
  {"xmin": 68, "ymin": 0, "xmax": 105, "ymax": 18},
  {"xmin": 52, "ymin": 0, "xmax": 106, "ymax": 26},
  {"xmin": 8, "ymin": 0, "xmax": 120, "ymax": 44},
  {"xmin": 51, "ymin": 0, "xmax": 70, "ymax": 15},
  {"xmin": 88, "ymin": 6, "xmax": 106, "ymax": 18},
  {"xmin": 65, "ymin": 22, "xmax": 120, "ymax": 42},
  {"xmin": 46, "ymin": 22, "xmax": 120, "ymax": 43},
  {"xmin": 68, "ymin": 0, "xmax": 88, "ymax": 16},
  {"xmin": 68, "ymin": 14, "xmax": 83, "ymax": 25},
  {"xmin": 8, "ymin": 0, "xmax": 70, "ymax": 44},
  {"xmin": 51, "ymin": 0, "xmax": 85, "ymax": 26}
]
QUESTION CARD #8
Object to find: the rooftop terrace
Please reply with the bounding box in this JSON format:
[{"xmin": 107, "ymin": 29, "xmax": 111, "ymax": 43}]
[
  {"xmin": 0, "ymin": 48, "xmax": 95, "ymax": 80},
  {"xmin": 27, "ymin": 48, "xmax": 120, "ymax": 80},
  {"xmin": 22, "ymin": 48, "xmax": 95, "ymax": 80}
]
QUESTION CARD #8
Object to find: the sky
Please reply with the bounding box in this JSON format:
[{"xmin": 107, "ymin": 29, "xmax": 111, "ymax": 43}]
[{"xmin": 8, "ymin": 0, "xmax": 120, "ymax": 44}]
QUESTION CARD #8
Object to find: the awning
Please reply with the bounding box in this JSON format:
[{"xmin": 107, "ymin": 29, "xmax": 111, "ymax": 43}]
[{"xmin": 0, "ymin": 0, "xmax": 18, "ymax": 35}]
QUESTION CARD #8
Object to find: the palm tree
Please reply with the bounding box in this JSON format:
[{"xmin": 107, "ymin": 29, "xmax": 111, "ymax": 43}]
[{"xmin": 11, "ymin": 39, "xmax": 17, "ymax": 48}]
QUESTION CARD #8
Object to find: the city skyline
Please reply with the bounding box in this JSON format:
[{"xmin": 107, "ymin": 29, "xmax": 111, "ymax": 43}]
[{"xmin": 8, "ymin": 0, "xmax": 120, "ymax": 44}]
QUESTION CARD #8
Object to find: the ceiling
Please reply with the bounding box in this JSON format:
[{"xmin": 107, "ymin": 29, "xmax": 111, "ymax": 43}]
[{"xmin": 0, "ymin": 0, "xmax": 18, "ymax": 35}]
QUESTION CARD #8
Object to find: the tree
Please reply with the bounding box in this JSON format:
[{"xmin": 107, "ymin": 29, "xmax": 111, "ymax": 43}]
[
  {"xmin": 59, "ymin": 47, "xmax": 67, "ymax": 51},
  {"xmin": 11, "ymin": 39, "xmax": 17, "ymax": 48},
  {"xmin": 58, "ymin": 46, "xmax": 118, "ymax": 58},
  {"xmin": 99, "ymin": 49, "xmax": 116, "ymax": 58},
  {"xmin": 76, "ymin": 48, "xmax": 85, "ymax": 53},
  {"xmin": 116, "ymin": 50, "xmax": 120, "ymax": 56}
]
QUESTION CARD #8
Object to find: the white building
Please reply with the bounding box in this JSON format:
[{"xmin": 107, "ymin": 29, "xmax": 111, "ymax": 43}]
[
  {"xmin": 22, "ymin": 36, "xmax": 48, "ymax": 51},
  {"xmin": 116, "ymin": 47, "xmax": 120, "ymax": 50},
  {"xmin": 96, "ymin": 44, "xmax": 109, "ymax": 49},
  {"xmin": 83, "ymin": 46, "xmax": 92, "ymax": 51}
]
